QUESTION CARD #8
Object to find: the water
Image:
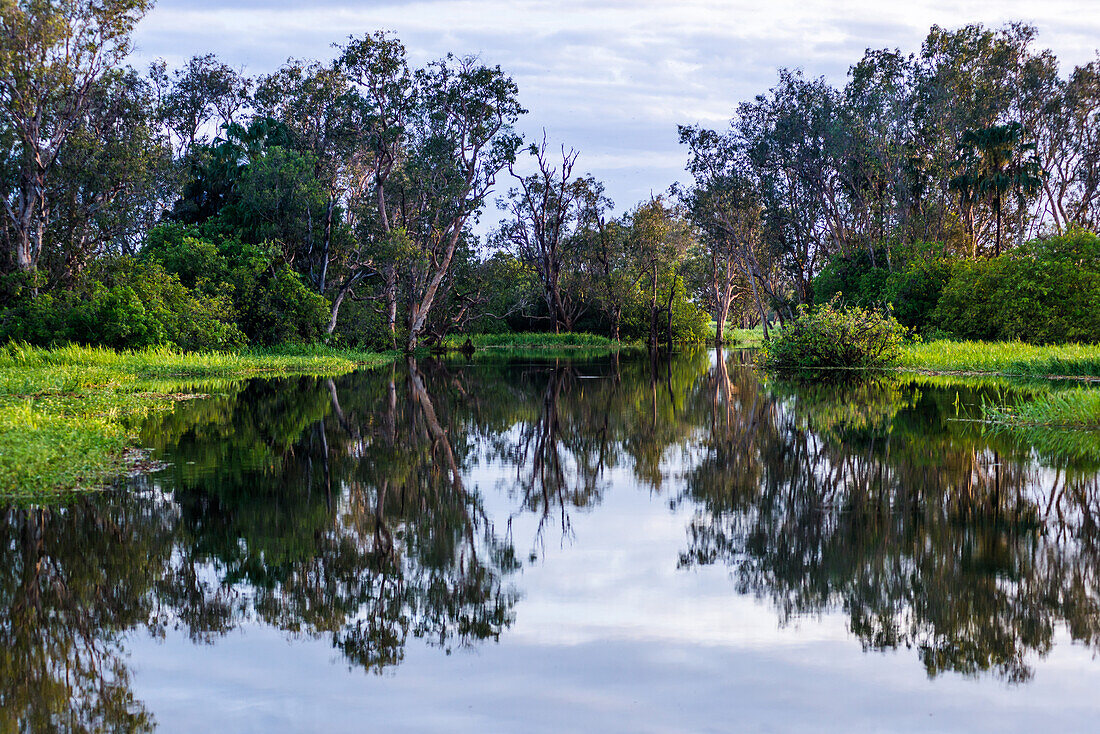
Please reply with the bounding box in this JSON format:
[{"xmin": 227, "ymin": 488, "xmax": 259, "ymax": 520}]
[{"xmin": 5, "ymin": 349, "xmax": 1100, "ymax": 732}]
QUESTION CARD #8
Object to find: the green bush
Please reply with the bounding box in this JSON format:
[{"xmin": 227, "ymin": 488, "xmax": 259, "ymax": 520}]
[
  {"xmin": 143, "ymin": 223, "xmax": 330, "ymax": 345},
  {"xmin": 934, "ymin": 229, "xmax": 1100, "ymax": 344},
  {"xmin": 814, "ymin": 245, "xmax": 956, "ymax": 334},
  {"xmin": 761, "ymin": 300, "xmax": 907, "ymax": 370},
  {"xmin": 0, "ymin": 259, "xmax": 244, "ymax": 350}
]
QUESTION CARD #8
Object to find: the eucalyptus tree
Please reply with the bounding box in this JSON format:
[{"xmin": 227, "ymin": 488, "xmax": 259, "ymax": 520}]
[
  {"xmin": 399, "ymin": 56, "xmax": 524, "ymax": 350},
  {"xmin": 574, "ymin": 176, "xmax": 637, "ymax": 340},
  {"xmin": 626, "ymin": 196, "xmax": 696, "ymax": 350},
  {"xmin": 150, "ymin": 53, "xmax": 251, "ymax": 159},
  {"xmin": 336, "ymin": 33, "xmax": 525, "ymax": 350},
  {"xmin": 44, "ymin": 68, "xmax": 171, "ymax": 276},
  {"xmin": 735, "ymin": 69, "xmax": 844, "ymax": 306},
  {"xmin": 0, "ymin": 0, "xmax": 152, "ymax": 273},
  {"xmin": 678, "ymin": 125, "xmax": 774, "ymax": 341},
  {"xmin": 496, "ymin": 135, "xmax": 588, "ymax": 332},
  {"xmin": 1031, "ymin": 59, "xmax": 1100, "ymax": 232},
  {"xmin": 840, "ymin": 48, "xmax": 915, "ymax": 257}
]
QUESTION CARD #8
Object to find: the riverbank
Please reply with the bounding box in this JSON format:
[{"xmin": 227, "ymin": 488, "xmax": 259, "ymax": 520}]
[
  {"xmin": 0, "ymin": 344, "xmax": 391, "ymax": 497},
  {"xmin": 899, "ymin": 340, "xmax": 1100, "ymax": 379},
  {"xmin": 897, "ymin": 341, "xmax": 1100, "ymax": 432}
]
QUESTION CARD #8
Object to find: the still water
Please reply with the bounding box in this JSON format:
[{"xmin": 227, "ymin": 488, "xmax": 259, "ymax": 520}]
[{"xmin": 5, "ymin": 349, "xmax": 1100, "ymax": 732}]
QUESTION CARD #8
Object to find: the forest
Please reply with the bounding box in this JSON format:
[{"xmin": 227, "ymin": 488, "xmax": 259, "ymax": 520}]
[{"xmin": 1, "ymin": 2, "xmax": 1100, "ymax": 355}]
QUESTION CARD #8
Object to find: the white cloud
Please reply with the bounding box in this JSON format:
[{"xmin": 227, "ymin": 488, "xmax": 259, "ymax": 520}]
[{"xmin": 132, "ymin": 0, "xmax": 1100, "ymax": 224}]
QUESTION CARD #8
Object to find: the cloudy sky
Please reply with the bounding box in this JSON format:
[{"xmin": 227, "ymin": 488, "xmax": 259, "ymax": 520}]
[{"xmin": 132, "ymin": 0, "xmax": 1100, "ymax": 220}]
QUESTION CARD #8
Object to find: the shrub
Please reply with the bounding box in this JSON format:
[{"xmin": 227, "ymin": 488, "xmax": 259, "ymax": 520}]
[
  {"xmin": 143, "ymin": 223, "xmax": 330, "ymax": 345},
  {"xmin": 0, "ymin": 259, "xmax": 244, "ymax": 350},
  {"xmin": 760, "ymin": 300, "xmax": 908, "ymax": 370},
  {"xmin": 934, "ymin": 230, "xmax": 1100, "ymax": 344}
]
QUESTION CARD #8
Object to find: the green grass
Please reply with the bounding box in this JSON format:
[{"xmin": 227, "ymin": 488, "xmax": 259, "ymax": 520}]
[
  {"xmin": 984, "ymin": 388, "xmax": 1100, "ymax": 429},
  {"xmin": 722, "ymin": 326, "xmax": 765, "ymax": 347},
  {"xmin": 900, "ymin": 340, "xmax": 1100, "ymax": 378},
  {"xmin": 0, "ymin": 343, "xmax": 390, "ymax": 497},
  {"xmin": 440, "ymin": 332, "xmax": 621, "ymax": 349}
]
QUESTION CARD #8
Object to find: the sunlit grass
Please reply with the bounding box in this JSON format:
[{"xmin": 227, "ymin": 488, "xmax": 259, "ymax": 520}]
[
  {"xmin": 984, "ymin": 388, "xmax": 1100, "ymax": 429},
  {"xmin": 900, "ymin": 340, "xmax": 1100, "ymax": 377},
  {"xmin": 0, "ymin": 343, "xmax": 390, "ymax": 497},
  {"xmin": 723, "ymin": 327, "xmax": 765, "ymax": 347}
]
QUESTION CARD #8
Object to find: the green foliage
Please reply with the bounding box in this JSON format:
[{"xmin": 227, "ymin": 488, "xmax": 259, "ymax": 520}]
[
  {"xmin": 761, "ymin": 300, "xmax": 908, "ymax": 370},
  {"xmin": 813, "ymin": 245, "xmax": 957, "ymax": 333},
  {"xmin": 934, "ymin": 230, "xmax": 1100, "ymax": 343},
  {"xmin": 143, "ymin": 223, "xmax": 330, "ymax": 345},
  {"xmin": 0, "ymin": 259, "xmax": 244, "ymax": 350}
]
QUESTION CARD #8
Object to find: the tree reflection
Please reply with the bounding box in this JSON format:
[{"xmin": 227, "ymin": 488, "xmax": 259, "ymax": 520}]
[
  {"xmin": 4, "ymin": 349, "xmax": 1100, "ymax": 730},
  {"xmin": 680, "ymin": 353, "xmax": 1100, "ymax": 682}
]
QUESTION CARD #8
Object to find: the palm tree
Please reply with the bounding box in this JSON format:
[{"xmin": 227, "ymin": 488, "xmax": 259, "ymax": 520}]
[{"xmin": 949, "ymin": 122, "xmax": 1043, "ymax": 257}]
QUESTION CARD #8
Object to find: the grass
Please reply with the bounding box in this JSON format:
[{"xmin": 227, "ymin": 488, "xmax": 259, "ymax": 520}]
[
  {"xmin": 0, "ymin": 343, "xmax": 391, "ymax": 498},
  {"xmin": 440, "ymin": 332, "xmax": 621, "ymax": 349},
  {"xmin": 984, "ymin": 388, "xmax": 1100, "ymax": 429},
  {"xmin": 899, "ymin": 340, "xmax": 1100, "ymax": 378},
  {"xmin": 722, "ymin": 326, "xmax": 765, "ymax": 348}
]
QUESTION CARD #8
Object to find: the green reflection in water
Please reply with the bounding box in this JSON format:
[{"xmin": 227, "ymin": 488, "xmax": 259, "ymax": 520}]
[{"xmin": 1, "ymin": 350, "xmax": 1099, "ymax": 728}]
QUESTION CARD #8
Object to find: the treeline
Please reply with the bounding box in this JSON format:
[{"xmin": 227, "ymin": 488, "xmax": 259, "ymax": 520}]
[
  {"xmin": 678, "ymin": 22, "xmax": 1100, "ymax": 343},
  {"xmin": 0, "ymin": 0, "xmax": 710, "ymax": 351},
  {"xmin": 2, "ymin": 4, "xmax": 1098, "ymax": 350}
]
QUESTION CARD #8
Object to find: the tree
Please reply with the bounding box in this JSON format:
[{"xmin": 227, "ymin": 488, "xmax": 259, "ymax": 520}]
[
  {"xmin": 575, "ymin": 176, "xmax": 635, "ymax": 340},
  {"xmin": 151, "ymin": 53, "xmax": 251, "ymax": 159},
  {"xmin": 950, "ymin": 122, "xmax": 1043, "ymax": 257},
  {"xmin": 336, "ymin": 38, "xmax": 525, "ymax": 351},
  {"xmin": 679, "ymin": 125, "xmax": 782, "ymax": 340},
  {"xmin": 0, "ymin": 0, "xmax": 153, "ymax": 273},
  {"xmin": 626, "ymin": 197, "xmax": 695, "ymax": 351},
  {"xmin": 497, "ymin": 134, "xmax": 585, "ymax": 332},
  {"xmin": 399, "ymin": 56, "xmax": 525, "ymax": 350},
  {"xmin": 254, "ymin": 58, "xmax": 361, "ymax": 294}
]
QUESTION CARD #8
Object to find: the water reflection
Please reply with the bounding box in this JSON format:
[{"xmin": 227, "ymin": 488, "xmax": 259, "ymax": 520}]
[
  {"xmin": 680, "ymin": 353, "xmax": 1100, "ymax": 683},
  {"xmin": 2, "ymin": 349, "xmax": 1100, "ymax": 728}
]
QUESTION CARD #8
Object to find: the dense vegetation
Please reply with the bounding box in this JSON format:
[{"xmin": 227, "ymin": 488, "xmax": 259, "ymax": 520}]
[
  {"xmin": 760, "ymin": 300, "xmax": 907, "ymax": 370},
  {"xmin": 2, "ymin": 2, "xmax": 1098, "ymax": 355}
]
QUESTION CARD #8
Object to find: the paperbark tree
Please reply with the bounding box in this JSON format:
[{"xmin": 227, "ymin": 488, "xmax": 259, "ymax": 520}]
[{"xmin": 0, "ymin": 0, "xmax": 152, "ymax": 273}]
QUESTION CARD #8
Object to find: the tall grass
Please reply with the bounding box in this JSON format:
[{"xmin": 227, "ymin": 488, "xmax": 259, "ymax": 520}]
[
  {"xmin": 722, "ymin": 327, "xmax": 765, "ymax": 347},
  {"xmin": 900, "ymin": 340, "xmax": 1100, "ymax": 377},
  {"xmin": 984, "ymin": 388, "xmax": 1100, "ymax": 429},
  {"xmin": 0, "ymin": 343, "xmax": 390, "ymax": 497}
]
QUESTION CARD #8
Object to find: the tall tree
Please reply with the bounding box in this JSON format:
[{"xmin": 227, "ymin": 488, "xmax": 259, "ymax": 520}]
[
  {"xmin": 497, "ymin": 135, "xmax": 585, "ymax": 332},
  {"xmin": 0, "ymin": 0, "xmax": 152, "ymax": 273}
]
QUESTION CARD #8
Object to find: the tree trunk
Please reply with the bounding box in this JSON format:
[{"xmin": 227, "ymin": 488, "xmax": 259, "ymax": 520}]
[
  {"xmin": 648, "ymin": 262, "xmax": 659, "ymax": 352},
  {"xmin": 384, "ymin": 266, "xmax": 397, "ymax": 350},
  {"xmin": 665, "ymin": 278, "xmax": 675, "ymax": 352},
  {"xmin": 715, "ymin": 302, "xmax": 728, "ymax": 347}
]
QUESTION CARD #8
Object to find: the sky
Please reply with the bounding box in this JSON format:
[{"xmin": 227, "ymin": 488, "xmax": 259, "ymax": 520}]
[{"xmin": 131, "ymin": 0, "xmax": 1100, "ymax": 224}]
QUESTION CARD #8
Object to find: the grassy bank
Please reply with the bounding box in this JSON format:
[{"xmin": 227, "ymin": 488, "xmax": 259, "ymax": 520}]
[
  {"xmin": 899, "ymin": 340, "xmax": 1100, "ymax": 378},
  {"xmin": 0, "ymin": 343, "xmax": 391, "ymax": 497},
  {"xmin": 984, "ymin": 388, "xmax": 1100, "ymax": 429}
]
